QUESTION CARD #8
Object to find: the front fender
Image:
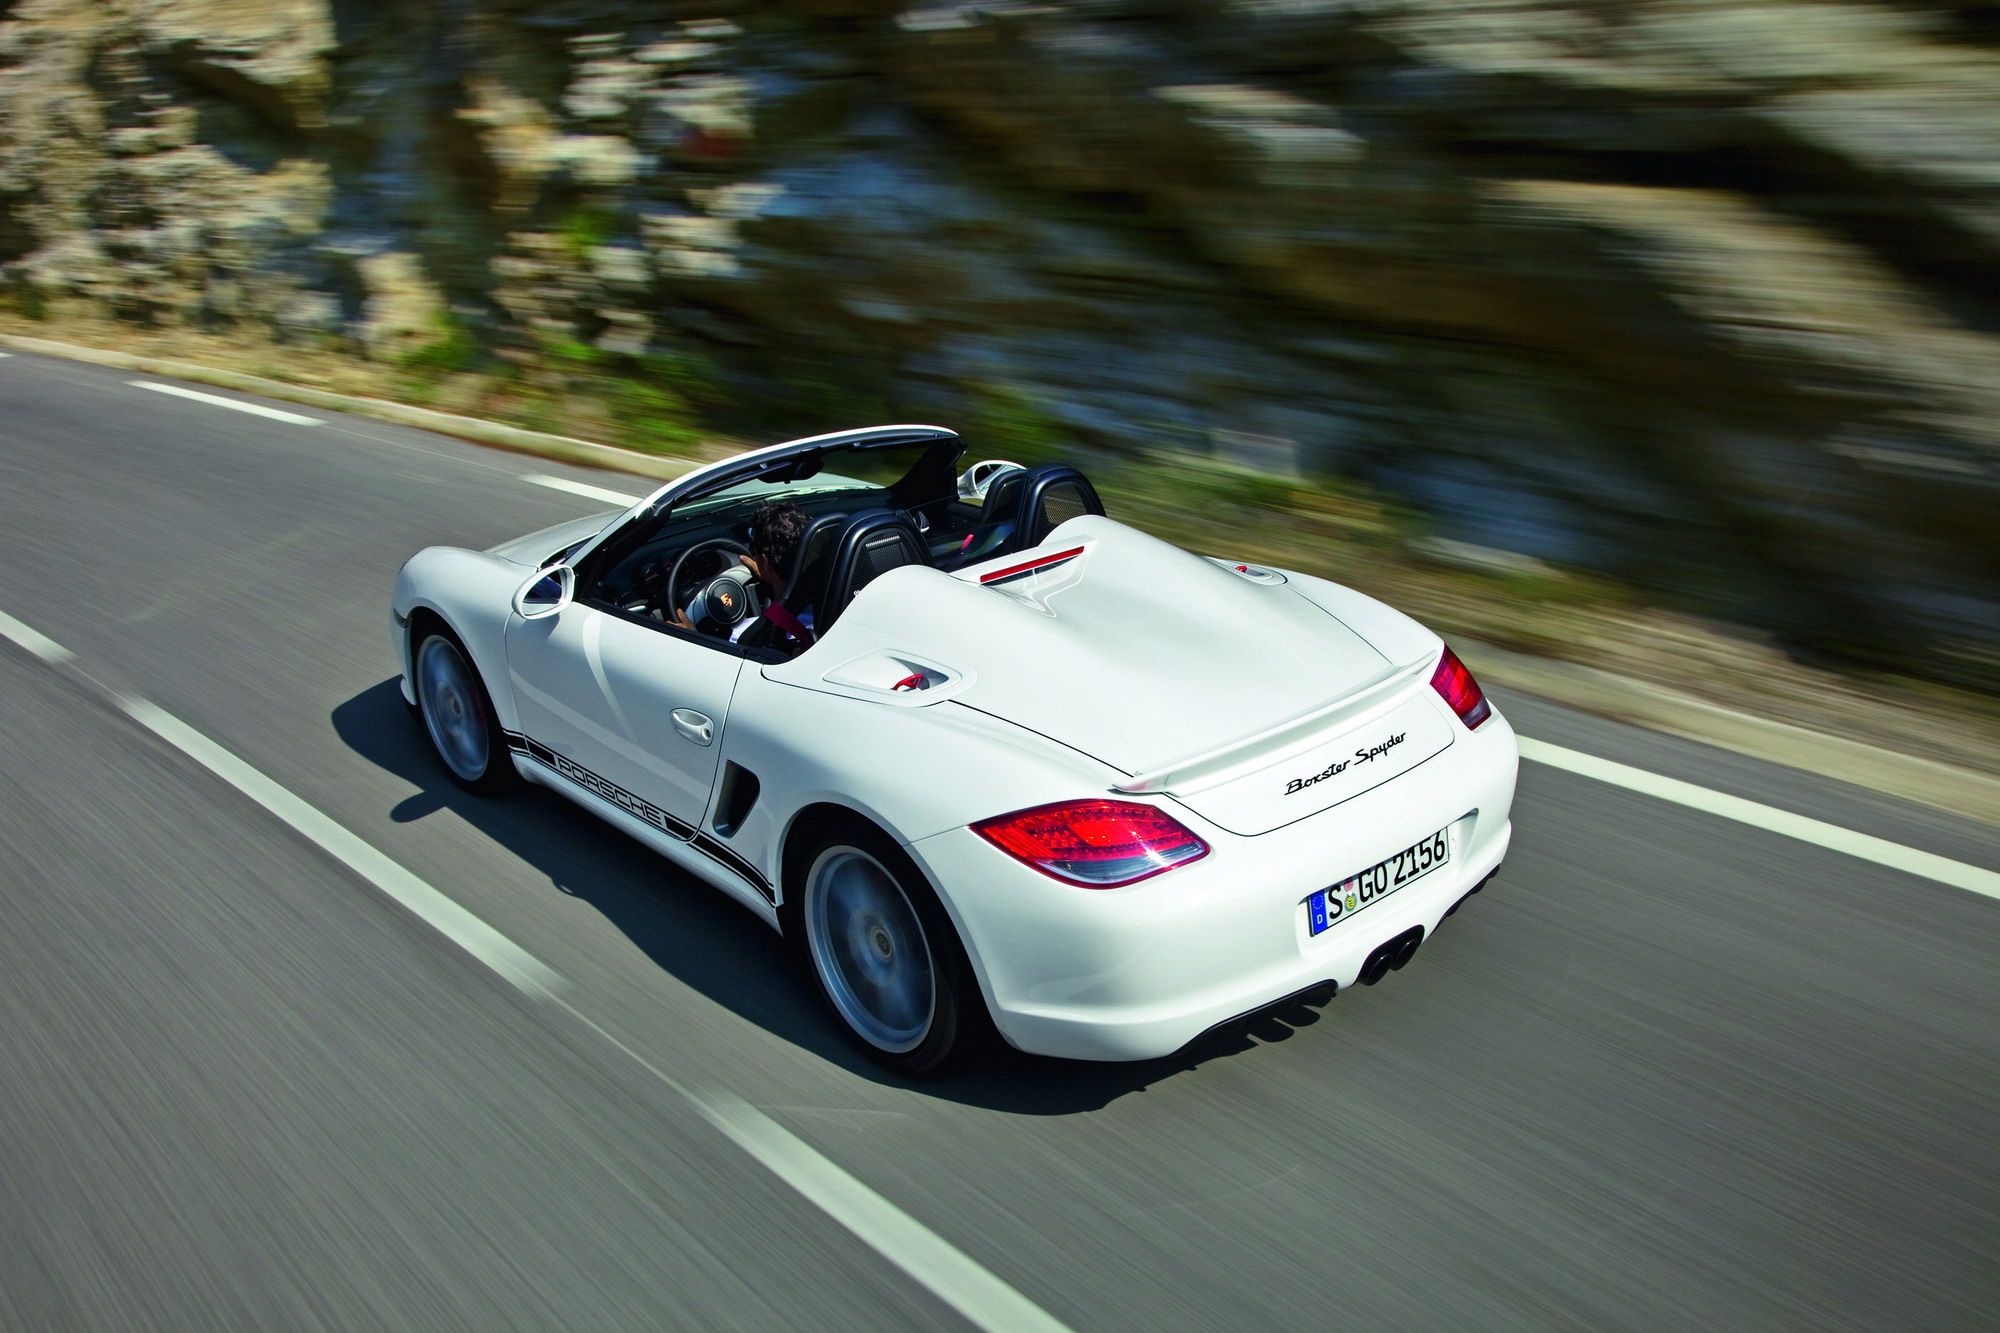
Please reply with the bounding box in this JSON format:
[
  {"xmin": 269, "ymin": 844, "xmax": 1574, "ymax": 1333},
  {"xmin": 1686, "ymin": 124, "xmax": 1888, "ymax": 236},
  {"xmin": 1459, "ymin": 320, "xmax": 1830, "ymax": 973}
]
[{"xmin": 392, "ymin": 546, "xmax": 531, "ymax": 730}]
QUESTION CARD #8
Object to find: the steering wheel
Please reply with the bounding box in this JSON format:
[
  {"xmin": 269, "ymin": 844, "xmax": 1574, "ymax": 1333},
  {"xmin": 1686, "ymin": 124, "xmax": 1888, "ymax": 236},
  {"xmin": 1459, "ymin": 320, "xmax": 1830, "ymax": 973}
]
[{"xmin": 667, "ymin": 537, "xmax": 759, "ymax": 631}]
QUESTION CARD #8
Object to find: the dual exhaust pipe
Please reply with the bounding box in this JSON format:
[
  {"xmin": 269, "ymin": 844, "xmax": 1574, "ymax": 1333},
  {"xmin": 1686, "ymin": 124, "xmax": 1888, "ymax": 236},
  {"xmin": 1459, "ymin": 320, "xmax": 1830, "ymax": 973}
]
[
  {"xmin": 1358, "ymin": 926, "xmax": 1423, "ymax": 986},
  {"xmin": 1356, "ymin": 869, "xmax": 1499, "ymax": 985}
]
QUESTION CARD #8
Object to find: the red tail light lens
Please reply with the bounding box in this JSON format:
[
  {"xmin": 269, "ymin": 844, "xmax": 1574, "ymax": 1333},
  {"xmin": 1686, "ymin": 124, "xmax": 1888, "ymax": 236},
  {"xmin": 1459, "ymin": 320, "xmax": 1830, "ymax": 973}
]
[
  {"xmin": 971, "ymin": 799, "xmax": 1209, "ymax": 887},
  {"xmin": 1430, "ymin": 644, "xmax": 1492, "ymax": 730}
]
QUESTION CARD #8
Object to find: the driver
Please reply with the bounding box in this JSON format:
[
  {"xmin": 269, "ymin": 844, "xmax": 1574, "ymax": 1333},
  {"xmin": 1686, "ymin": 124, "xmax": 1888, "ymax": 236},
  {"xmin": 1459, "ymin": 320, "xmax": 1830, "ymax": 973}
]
[{"xmin": 673, "ymin": 500, "xmax": 815, "ymax": 654}]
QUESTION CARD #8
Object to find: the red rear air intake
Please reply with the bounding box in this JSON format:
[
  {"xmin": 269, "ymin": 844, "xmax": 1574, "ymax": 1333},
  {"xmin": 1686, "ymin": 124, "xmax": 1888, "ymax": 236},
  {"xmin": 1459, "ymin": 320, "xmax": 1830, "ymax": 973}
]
[
  {"xmin": 1429, "ymin": 645, "xmax": 1492, "ymax": 730},
  {"xmin": 971, "ymin": 799, "xmax": 1209, "ymax": 887}
]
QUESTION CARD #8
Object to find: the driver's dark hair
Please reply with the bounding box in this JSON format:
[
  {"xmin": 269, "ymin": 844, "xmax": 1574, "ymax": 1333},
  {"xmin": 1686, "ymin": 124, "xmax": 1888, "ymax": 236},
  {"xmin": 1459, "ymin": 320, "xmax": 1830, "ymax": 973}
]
[{"xmin": 750, "ymin": 500, "xmax": 811, "ymax": 581}]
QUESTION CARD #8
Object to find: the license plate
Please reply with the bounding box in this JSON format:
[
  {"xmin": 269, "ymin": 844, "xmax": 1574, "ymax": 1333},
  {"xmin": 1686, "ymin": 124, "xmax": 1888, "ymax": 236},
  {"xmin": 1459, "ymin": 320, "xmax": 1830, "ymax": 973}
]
[{"xmin": 1306, "ymin": 826, "xmax": 1450, "ymax": 936}]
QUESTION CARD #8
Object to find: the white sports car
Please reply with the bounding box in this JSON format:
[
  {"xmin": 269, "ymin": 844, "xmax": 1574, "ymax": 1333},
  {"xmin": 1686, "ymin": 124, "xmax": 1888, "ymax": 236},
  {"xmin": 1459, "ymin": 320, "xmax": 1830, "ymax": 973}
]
[{"xmin": 392, "ymin": 425, "xmax": 1518, "ymax": 1071}]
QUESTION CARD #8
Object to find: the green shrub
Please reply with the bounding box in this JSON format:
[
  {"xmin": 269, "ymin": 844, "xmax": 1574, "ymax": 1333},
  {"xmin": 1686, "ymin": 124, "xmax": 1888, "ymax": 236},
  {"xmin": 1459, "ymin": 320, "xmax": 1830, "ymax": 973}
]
[
  {"xmin": 542, "ymin": 333, "xmax": 607, "ymax": 370},
  {"xmin": 965, "ymin": 381, "xmax": 1068, "ymax": 466},
  {"xmin": 606, "ymin": 374, "xmax": 698, "ymax": 454},
  {"xmin": 5, "ymin": 285, "xmax": 48, "ymax": 321},
  {"xmin": 636, "ymin": 347, "xmax": 724, "ymax": 410},
  {"xmin": 557, "ymin": 206, "xmax": 622, "ymax": 261},
  {"xmin": 396, "ymin": 318, "xmax": 483, "ymax": 377}
]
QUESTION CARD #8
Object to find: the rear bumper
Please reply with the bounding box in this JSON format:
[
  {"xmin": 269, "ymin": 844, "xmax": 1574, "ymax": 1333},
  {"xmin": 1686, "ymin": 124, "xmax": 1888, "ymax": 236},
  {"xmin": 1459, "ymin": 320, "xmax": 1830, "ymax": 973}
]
[{"xmin": 906, "ymin": 707, "xmax": 1519, "ymax": 1062}]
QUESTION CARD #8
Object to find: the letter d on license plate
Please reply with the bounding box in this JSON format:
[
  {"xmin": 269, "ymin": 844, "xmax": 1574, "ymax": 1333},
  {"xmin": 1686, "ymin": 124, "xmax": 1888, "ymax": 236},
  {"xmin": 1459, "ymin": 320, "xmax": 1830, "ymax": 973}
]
[{"xmin": 1305, "ymin": 826, "xmax": 1450, "ymax": 936}]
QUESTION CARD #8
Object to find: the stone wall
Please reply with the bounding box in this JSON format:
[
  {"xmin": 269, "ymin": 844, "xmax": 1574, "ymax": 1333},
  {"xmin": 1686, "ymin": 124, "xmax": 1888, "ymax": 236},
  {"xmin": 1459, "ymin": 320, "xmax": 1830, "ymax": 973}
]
[{"xmin": 2, "ymin": 0, "xmax": 1996, "ymax": 682}]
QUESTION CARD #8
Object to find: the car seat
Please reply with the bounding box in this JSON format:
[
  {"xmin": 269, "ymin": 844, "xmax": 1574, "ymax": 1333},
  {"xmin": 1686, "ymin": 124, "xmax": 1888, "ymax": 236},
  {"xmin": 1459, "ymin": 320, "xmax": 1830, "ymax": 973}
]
[
  {"xmin": 944, "ymin": 464, "xmax": 1104, "ymax": 570},
  {"xmin": 780, "ymin": 511, "xmax": 847, "ymax": 611},
  {"xmin": 735, "ymin": 511, "xmax": 847, "ymax": 654},
  {"xmin": 815, "ymin": 509, "xmax": 930, "ymax": 634}
]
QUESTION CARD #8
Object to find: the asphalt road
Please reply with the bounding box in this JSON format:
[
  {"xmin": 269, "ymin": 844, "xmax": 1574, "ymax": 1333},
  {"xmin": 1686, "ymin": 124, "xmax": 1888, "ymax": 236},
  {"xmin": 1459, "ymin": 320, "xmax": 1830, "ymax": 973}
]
[{"xmin": 0, "ymin": 348, "xmax": 1994, "ymax": 1331}]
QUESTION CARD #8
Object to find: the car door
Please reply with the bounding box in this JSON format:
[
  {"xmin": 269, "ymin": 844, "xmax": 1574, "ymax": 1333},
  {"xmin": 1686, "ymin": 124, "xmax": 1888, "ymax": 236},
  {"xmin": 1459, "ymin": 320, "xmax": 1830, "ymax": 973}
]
[{"xmin": 504, "ymin": 602, "xmax": 743, "ymax": 840}]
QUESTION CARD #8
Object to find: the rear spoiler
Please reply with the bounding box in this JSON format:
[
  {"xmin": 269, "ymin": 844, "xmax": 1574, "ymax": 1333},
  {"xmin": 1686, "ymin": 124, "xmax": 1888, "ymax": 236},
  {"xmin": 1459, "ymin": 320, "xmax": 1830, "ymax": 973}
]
[{"xmin": 1111, "ymin": 651, "xmax": 1439, "ymax": 797}]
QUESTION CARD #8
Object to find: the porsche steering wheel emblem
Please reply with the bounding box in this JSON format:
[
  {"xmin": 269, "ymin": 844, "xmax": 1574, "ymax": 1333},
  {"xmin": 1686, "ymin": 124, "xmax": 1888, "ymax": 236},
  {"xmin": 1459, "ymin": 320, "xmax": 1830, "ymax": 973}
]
[{"xmin": 717, "ymin": 591, "xmax": 734, "ymax": 612}]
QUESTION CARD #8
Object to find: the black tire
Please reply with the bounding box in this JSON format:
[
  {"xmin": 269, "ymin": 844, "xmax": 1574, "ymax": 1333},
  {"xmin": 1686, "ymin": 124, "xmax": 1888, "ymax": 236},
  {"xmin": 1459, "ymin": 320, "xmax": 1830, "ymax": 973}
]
[
  {"xmin": 411, "ymin": 627, "xmax": 519, "ymax": 796},
  {"xmin": 785, "ymin": 818, "xmax": 987, "ymax": 1075}
]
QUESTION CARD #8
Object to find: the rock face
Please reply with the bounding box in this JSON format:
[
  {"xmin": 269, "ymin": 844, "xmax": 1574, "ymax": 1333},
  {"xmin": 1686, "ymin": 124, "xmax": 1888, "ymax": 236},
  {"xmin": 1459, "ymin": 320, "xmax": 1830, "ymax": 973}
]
[{"xmin": 2, "ymin": 0, "xmax": 1997, "ymax": 681}]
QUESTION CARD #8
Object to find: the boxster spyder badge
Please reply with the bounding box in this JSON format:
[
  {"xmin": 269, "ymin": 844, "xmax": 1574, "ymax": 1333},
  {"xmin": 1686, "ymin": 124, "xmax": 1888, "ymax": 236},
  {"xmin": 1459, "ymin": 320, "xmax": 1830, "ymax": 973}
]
[
  {"xmin": 392, "ymin": 425, "xmax": 1518, "ymax": 1072},
  {"xmin": 1284, "ymin": 731, "xmax": 1410, "ymax": 794},
  {"xmin": 1357, "ymin": 732, "xmax": 1408, "ymax": 764},
  {"xmin": 1286, "ymin": 757, "xmax": 1350, "ymax": 794}
]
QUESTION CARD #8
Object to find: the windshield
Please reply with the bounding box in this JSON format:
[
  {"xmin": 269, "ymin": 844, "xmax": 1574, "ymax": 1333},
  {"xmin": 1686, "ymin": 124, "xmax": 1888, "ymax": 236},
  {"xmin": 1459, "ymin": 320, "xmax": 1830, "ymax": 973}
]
[
  {"xmin": 675, "ymin": 475, "xmax": 878, "ymax": 519},
  {"xmin": 672, "ymin": 440, "xmax": 961, "ymax": 521},
  {"xmin": 580, "ymin": 436, "xmax": 966, "ymax": 628}
]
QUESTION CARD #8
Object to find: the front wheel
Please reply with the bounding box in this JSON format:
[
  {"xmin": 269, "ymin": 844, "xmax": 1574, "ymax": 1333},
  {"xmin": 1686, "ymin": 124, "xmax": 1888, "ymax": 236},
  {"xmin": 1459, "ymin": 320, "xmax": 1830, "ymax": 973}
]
[
  {"xmin": 791, "ymin": 824, "xmax": 984, "ymax": 1074},
  {"xmin": 413, "ymin": 630, "xmax": 518, "ymax": 795}
]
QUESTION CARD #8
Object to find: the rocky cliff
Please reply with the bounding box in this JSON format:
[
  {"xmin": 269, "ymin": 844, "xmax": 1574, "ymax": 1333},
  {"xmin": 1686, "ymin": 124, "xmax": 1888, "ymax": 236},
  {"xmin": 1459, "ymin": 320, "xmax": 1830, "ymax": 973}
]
[{"xmin": 2, "ymin": 0, "xmax": 1996, "ymax": 682}]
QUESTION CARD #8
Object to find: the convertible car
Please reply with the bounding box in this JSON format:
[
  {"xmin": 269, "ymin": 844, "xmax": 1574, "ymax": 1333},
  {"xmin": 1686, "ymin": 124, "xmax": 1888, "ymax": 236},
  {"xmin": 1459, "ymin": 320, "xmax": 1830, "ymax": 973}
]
[{"xmin": 392, "ymin": 425, "xmax": 1518, "ymax": 1071}]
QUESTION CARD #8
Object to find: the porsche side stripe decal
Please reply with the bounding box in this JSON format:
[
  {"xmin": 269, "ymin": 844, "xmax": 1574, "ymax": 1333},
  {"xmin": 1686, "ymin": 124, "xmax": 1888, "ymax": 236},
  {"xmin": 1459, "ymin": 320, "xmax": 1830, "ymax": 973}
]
[
  {"xmin": 691, "ymin": 834, "xmax": 769, "ymax": 896},
  {"xmin": 501, "ymin": 730, "xmax": 774, "ymax": 901},
  {"xmin": 521, "ymin": 734, "xmax": 698, "ymax": 838}
]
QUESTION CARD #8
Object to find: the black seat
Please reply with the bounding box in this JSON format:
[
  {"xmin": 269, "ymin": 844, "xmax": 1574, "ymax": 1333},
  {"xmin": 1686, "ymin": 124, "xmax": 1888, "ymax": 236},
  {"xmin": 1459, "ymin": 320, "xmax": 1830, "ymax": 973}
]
[
  {"xmin": 949, "ymin": 468, "xmax": 1029, "ymax": 569},
  {"xmin": 738, "ymin": 510, "xmax": 846, "ymax": 653},
  {"xmin": 780, "ymin": 511, "xmax": 847, "ymax": 609},
  {"xmin": 944, "ymin": 464, "xmax": 1104, "ymax": 570},
  {"xmin": 815, "ymin": 509, "xmax": 929, "ymax": 634},
  {"xmin": 1019, "ymin": 466, "xmax": 1104, "ymax": 545}
]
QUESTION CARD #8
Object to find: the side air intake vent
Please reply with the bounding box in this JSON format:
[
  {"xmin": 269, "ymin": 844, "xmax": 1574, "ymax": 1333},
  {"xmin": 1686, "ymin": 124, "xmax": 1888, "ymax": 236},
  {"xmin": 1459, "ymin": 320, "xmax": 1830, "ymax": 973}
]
[{"xmin": 712, "ymin": 763, "xmax": 761, "ymax": 837}]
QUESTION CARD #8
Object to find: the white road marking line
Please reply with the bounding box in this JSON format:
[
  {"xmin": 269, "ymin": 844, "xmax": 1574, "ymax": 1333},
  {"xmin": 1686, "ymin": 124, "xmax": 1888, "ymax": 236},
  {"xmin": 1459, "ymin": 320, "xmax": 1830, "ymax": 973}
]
[
  {"xmin": 0, "ymin": 606, "xmax": 76, "ymax": 664},
  {"xmin": 701, "ymin": 1099, "xmax": 1073, "ymax": 1333},
  {"xmin": 113, "ymin": 694, "xmax": 567, "ymax": 995},
  {"xmin": 522, "ymin": 473, "xmax": 647, "ymax": 506},
  {"xmin": 128, "ymin": 380, "xmax": 323, "ymax": 425},
  {"xmin": 557, "ymin": 1007, "xmax": 1074, "ymax": 1333},
  {"xmin": 0, "ymin": 604, "xmax": 558, "ymax": 991},
  {"xmin": 112, "ymin": 701, "xmax": 1064, "ymax": 1332},
  {"xmin": 0, "ymin": 351, "xmax": 12, "ymax": 358},
  {"xmin": 1519, "ymin": 736, "xmax": 2000, "ymax": 900},
  {"xmin": 0, "ymin": 604, "xmax": 1071, "ymax": 1331}
]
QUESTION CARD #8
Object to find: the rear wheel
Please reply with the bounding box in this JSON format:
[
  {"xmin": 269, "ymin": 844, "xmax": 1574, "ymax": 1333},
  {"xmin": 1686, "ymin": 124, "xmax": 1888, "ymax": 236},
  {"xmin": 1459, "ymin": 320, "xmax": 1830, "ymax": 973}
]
[
  {"xmin": 790, "ymin": 821, "xmax": 983, "ymax": 1074},
  {"xmin": 413, "ymin": 629, "xmax": 517, "ymax": 795}
]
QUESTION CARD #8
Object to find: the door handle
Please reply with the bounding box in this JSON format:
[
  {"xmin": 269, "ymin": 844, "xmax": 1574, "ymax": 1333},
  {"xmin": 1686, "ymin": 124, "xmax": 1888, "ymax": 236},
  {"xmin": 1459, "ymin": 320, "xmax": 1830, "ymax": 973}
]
[{"xmin": 671, "ymin": 708, "xmax": 714, "ymax": 747}]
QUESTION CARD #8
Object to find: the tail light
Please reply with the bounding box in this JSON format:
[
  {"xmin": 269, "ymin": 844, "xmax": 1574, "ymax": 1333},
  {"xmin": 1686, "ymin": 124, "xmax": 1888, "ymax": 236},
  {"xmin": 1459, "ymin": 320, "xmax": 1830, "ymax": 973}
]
[
  {"xmin": 971, "ymin": 799, "xmax": 1209, "ymax": 887},
  {"xmin": 1430, "ymin": 644, "xmax": 1492, "ymax": 730}
]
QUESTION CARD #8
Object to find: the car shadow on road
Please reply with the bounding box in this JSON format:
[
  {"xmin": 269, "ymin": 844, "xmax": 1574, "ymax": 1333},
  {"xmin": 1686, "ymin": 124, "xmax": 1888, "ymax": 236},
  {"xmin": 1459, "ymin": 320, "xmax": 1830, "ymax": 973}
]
[{"xmin": 334, "ymin": 678, "xmax": 1319, "ymax": 1112}]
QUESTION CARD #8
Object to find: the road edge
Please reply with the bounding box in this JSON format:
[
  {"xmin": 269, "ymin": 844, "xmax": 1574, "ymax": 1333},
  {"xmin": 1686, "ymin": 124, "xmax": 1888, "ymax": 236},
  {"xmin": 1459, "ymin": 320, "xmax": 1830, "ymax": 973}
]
[
  {"xmin": 6, "ymin": 328, "xmax": 1994, "ymax": 828},
  {"xmin": 0, "ymin": 330, "xmax": 694, "ymax": 480},
  {"xmin": 1463, "ymin": 640, "xmax": 2000, "ymax": 827}
]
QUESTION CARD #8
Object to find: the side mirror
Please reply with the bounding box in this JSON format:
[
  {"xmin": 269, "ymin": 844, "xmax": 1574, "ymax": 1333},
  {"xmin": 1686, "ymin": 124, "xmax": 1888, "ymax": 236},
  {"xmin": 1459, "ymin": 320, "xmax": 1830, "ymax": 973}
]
[{"xmin": 512, "ymin": 564, "xmax": 574, "ymax": 620}]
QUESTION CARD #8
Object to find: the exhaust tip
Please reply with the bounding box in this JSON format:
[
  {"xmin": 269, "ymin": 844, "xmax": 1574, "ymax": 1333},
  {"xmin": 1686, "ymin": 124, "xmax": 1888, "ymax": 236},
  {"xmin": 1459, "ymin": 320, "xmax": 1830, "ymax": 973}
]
[{"xmin": 1359, "ymin": 927, "xmax": 1424, "ymax": 984}]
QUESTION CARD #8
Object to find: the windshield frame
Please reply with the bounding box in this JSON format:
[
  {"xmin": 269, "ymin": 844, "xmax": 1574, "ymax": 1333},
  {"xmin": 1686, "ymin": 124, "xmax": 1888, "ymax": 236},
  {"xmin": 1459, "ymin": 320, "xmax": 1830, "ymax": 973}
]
[
  {"xmin": 564, "ymin": 425, "xmax": 960, "ymax": 573},
  {"xmin": 564, "ymin": 426, "xmax": 963, "ymax": 612},
  {"xmin": 671, "ymin": 425, "xmax": 960, "ymax": 510}
]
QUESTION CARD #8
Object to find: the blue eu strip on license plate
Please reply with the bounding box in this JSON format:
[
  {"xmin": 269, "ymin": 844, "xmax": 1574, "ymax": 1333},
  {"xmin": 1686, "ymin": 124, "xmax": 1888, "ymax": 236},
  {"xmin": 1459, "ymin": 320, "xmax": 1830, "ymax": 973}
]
[{"xmin": 1307, "ymin": 825, "xmax": 1450, "ymax": 936}]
